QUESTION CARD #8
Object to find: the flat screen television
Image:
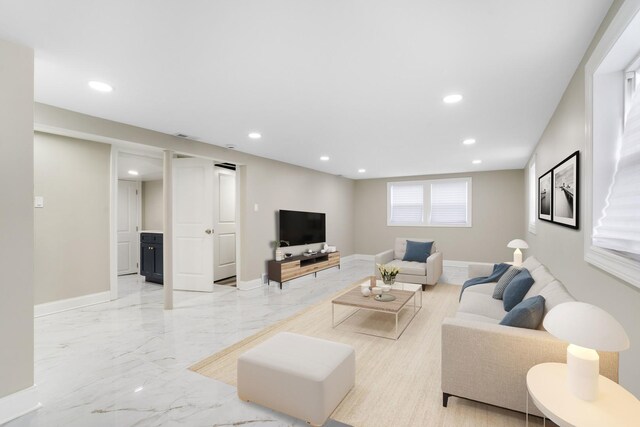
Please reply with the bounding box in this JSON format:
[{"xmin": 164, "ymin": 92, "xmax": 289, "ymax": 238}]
[{"xmin": 279, "ymin": 210, "xmax": 326, "ymax": 246}]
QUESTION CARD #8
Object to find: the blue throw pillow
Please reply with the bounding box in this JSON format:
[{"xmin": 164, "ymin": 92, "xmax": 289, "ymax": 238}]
[
  {"xmin": 402, "ymin": 240, "xmax": 433, "ymax": 263},
  {"xmin": 500, "ymin": 295, "xmax": 546, "ymax": 329},
  {"xmin": 502, "ymin": 269, "xmax": 535, "ymax": 311}
]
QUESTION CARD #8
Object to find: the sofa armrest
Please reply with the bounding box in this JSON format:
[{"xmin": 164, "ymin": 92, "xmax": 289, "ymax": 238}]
[
  {"xmin": 467, "ymin": 263, "xmax": 493, "ymax": 279},
  {"xmin": 426, "ymin": 251, "xmax": 442, "ymax": 285},
  {"xmin": 374, "ymin": 249, "xmax": 394, "ymax": 278},
  {"xmin": 441, "ymin": 317, "xmax": 618, "ymax": 415}
]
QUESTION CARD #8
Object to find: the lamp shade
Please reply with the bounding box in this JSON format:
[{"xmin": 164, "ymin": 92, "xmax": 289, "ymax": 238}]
[
  {"xmin": 507, "ymin": 239, "xmax": 529, "ymax": 249},
  {"xmin": 543, "ymin": 302, "xmax": 630, "ymax": 352}
]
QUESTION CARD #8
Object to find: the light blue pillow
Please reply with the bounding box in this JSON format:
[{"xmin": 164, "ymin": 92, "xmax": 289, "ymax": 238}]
[
  {"xmin": 500, "ymin": 295, "xmax": 546, "ymax": 329},
  {"xmin": 502, "ymin": 269, "xmax": 535, "ymax": 311},
  {"xmin": 402, "ymin": 240, "xmax": 433, "ymax": 263}
]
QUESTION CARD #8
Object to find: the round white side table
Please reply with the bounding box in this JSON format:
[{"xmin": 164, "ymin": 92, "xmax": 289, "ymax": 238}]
[{"xmin": 526, "ymin": 362, "xmax": 640, "ymax": 427}]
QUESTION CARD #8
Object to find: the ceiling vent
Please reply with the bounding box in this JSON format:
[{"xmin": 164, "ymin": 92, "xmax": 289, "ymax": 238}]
[{"xmin": 174, "ymin": 133, "xmax": 199, "ymax": 140}]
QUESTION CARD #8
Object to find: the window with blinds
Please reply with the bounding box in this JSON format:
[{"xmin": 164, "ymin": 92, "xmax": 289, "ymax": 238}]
[
  {"xmin": 387, "ymin": 178, "xmax": 472, "ymax": 227},
  {"xmin": 430, "ymin": 180, "xmax": 468, "ymax": 225},
  {"xmin": 389, "ymin": 184, "xmax": 424, "ymax": 224},
  {"xmin": 593, "ymin": 79, "xmax": 640, "ymax": 256}
]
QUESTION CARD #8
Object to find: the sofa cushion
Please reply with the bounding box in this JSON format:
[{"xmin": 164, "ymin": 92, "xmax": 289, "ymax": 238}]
[
  {"xmin": 538, "ymin": 280, "xmax": 575, "ymax": 316},
  {"xmin": 458, "ymin": 288, "xmax": 507, "ymax": 321},
  {"xmin": 524, "ymin": 266, "xmax": 557, "ymax": 299},
  {"xmin": 522, "ymin": 256, "xmax": 542, "ymax": 271},
  {"xmin": 500, "ymin": 295, "xmax": 546, "ymax": 329},
  {"xmin": 503, "ymin": 269, "xmax": 535, "ymax": 311},
  {"xmin": 492, "ymin": 266, "xmax": 523, "ymax": 299},
  {"xmin": 387, "ymin": 259, "xmax": 426, "ymax": 276},
  {"xmin": 394, "ymin": 238, "xmax": 436, "ymax": 260},
  {"xmin": 402, "ymin": 240, "xmax": 434, "ymax": 262}
]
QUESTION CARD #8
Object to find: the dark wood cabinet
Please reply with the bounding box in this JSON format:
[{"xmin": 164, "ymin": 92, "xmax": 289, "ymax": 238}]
[{"xmin": 140, "ymin": 232, "xmax": 163, "ymax": 284}]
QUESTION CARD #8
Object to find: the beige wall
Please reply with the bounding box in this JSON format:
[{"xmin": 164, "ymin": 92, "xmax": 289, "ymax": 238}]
[
  {"xmin": 524, "ymin": 0, "xmax": 640, "ymax": 396},
  {"xmin": 244, "ymin": 158, "xmax": 355, "ymax": 279},
  {"xmin": 142, "ymin": 179, "xmax": 163, "ymax": 230},
  {"xmin": 0, "ymin": 40, "xmax": 34, "ymax": 398},
  {"xmin": 34, "ymin": 132, "xmax": 111, "ymax": 304},
  {"xmin": 354, "ymin": 170, "xmax": 524, "ymax": 262},
  {"xmin": 33, "ymin": 104, "xmax": 355, "ymax": 282}
]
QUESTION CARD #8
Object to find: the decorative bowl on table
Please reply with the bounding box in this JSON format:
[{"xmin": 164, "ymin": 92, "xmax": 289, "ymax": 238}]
[
  {"xmin": 380, "ymin": 284, "xmax": 392, "ymax": 293},
  {"xmin": 371, "ymin": 286, "xmax": 383, "ymax": 296}
]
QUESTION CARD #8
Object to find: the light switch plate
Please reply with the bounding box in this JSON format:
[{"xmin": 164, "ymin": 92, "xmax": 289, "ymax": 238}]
[{"xmin": 34, "ymin": 196, "xmax": 44, "ymax": 208}]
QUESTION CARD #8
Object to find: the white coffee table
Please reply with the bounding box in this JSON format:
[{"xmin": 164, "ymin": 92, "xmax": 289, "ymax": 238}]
[{"xmin": 526, "ymin": 362, "xmax": 640, "ymax": 427}]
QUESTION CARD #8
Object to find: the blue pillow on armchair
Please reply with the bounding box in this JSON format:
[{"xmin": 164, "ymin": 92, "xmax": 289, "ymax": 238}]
[
  {"xmin": 402, "ymin": 240, "xmax": 433, "ymax": 263},
  {"xmin": 502, "ymin": 269, "xmax": 535, "ymax": 311}
]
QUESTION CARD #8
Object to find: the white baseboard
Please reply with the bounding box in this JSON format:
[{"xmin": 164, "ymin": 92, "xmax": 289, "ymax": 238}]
[
  {"xmin": 237, "ymin": 278, "xmax": 263, "ymax": 291},
  {"xmin": 34, "ymin": 291, "xmax": 111, "ymax": 318},
  {"xmin": 0, "ymin": 385, "xmax": 41, "ymax": 425},
  {"xmin": 347, "ymin": 255, "xmax": 486, "ymax": 267},
  {"xmin": 443, "ymin": 260, "xmax": 472, "ymax": 268},
  {"xmin": 354, "ymin": 254, "xmax": 375, "ymax": 262}
]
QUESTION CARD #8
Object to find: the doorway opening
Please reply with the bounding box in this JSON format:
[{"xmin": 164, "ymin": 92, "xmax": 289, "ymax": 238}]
[{"xmin": 115, "ymin": 151, "xmax": 164, "ymax": 298}]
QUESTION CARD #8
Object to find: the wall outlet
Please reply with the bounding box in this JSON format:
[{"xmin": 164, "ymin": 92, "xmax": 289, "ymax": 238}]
[{"xmin": 261, "ymin": 273, "xmax": 268, "ymax": 284}]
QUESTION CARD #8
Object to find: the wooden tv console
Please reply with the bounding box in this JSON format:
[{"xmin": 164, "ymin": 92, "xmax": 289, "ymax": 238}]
[{"xmin": 268, "ymin": 251, "xmax": 340, "ymax": 289}]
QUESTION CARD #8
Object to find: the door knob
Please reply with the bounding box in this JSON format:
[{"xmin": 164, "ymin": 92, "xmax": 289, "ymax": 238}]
[{"xmin": 205, "ymin": 229, "xmax": 213, "ymax": 234}]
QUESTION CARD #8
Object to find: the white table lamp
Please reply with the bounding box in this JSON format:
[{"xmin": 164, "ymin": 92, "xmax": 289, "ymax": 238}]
[
  {"xmin": 507, "ymin": 239, "xmax": 528, "ymax": 266},
  {"xmin": 543, "ymin": 302, "xmax": 629, "ymax": 401}
]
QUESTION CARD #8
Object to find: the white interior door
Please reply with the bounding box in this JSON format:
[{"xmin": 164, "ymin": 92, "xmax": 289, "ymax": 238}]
[
  {"xmin": 173, "ymin": 158, "xmax": 214, "ymax": 292},
  {"xmin": 213, "ymin": 167, "xmax": 237, "ymax": 281},
  {"xmin": 117, "ymin": 180, "xmax": 140, "ymax": 275}
]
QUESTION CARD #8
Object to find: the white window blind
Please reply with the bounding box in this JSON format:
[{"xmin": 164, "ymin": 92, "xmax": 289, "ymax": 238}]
[
  {"xmin": 430, "ymin": 180, "xmax": 468, "ymax": 225},
  {"xmin": 389, "ymin": 184, "xmax": 424, "ymax": 224},
  {"xmin": 593, "ymin": 88, "xmax": 640, "ymax": 255}
]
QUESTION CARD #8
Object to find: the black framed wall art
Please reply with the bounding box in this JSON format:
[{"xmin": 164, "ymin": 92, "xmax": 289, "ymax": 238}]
[
  {"xmin": 538, "ymin": 169, "xmax": 552, "ymax": 222},
  {"xmin": 551, "ymin": 151, "xmax": 579, "ymax": 229}
]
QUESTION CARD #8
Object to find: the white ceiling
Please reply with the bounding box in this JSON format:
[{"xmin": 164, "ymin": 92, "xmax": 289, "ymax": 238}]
[{"xmin": 0, "ymin": 0, "xmax": 612, "ymax": 179}]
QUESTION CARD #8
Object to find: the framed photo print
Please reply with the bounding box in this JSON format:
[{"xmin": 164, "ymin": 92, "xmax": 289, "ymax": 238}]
[
  {"xmin": 538, "ymin": 169, "xmax": 552, "ymax": 222},
  {"xmin": 551, "ymin": 151, "xmax": 579, "ymax": 229}
]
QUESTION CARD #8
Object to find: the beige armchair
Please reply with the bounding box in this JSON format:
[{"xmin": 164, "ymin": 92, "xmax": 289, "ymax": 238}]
[{"xmin": 374, "ymin": 238, "xmax": 442, "ymax": 291}]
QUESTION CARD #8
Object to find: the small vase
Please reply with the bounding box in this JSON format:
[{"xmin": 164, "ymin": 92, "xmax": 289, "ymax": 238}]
[{"xmin": 383, "ymin": 277, "xmax": 395, "ymax": 286}]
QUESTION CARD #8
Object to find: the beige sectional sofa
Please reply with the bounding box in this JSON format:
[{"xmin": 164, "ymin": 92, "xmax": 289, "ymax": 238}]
[
  {"xmin": 374, "ymin": 238, "xmax": 443, "ymax": 291},
  {"xmin": 441, "ymin": 256, "xmax": 619, "ymax": 416}
]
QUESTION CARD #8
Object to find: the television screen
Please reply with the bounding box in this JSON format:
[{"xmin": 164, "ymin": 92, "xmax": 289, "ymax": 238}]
[{"xmin": 279, "ymin": 210, "xmax": 326, "ymax": 246}]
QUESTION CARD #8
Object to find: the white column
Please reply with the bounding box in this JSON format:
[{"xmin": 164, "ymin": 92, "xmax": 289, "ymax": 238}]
[
  {"xmin": 163, "ymin": 150, "xmax": 174, "ymax": 310},
  {"xmin": 0, "ymin": 39, "xmax": 40, "ymax": 423}
]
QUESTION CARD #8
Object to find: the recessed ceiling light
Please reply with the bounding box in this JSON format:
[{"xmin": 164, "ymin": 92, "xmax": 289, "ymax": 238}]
[
  {"xmin": 88, "ymin": 80, "xmax": 113, "ymax": 93},
  {"xmin": 248, "ymin": 132, "xmax": 262, "ymax": 139},
  {"xmin": 472, "ymin": 160, "xmax": 482, "ymax": 165},
  {"xmin": 128, "ymin": 170, "xmax": 139, "ymax": 176},
  {"xmin": 463, "ymin": 138, "xmax": 476, "ymax": 145},
  {"xmin": 320, "ymin": 156, "xmax": 330, "ymax": 161},
  {"xmin": 358, "ymin": 169, "xmax": 366, "ymax": 173},
  {"xmin": 443, "ymin": 94, "xmax": 463, "ymax": 104}
]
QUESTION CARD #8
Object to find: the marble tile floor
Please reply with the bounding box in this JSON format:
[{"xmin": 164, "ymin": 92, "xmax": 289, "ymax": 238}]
[{"xmin": 7, "ymin": 261, "xmax": 467, "ymax": 427}]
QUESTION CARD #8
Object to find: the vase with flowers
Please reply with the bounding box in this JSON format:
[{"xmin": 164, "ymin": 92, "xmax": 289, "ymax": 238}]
[
  {"xmin": 274, "ymin": 240, "xmax": 290, "ymax": 261},
  {"xmin": 377, "ymin": 263, "xmax": 399, "ymax": 286}
]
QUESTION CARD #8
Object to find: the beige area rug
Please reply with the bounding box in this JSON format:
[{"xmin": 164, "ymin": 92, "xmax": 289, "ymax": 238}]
[{"xmin": 190, "ymin": 281, "xmax": 543, "ymax": 427}]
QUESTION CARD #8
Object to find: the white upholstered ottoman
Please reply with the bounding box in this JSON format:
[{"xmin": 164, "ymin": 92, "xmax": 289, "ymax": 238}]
[{"xmin": 237, "ymin": 332, "xmax": 355, "ymax": 426}]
